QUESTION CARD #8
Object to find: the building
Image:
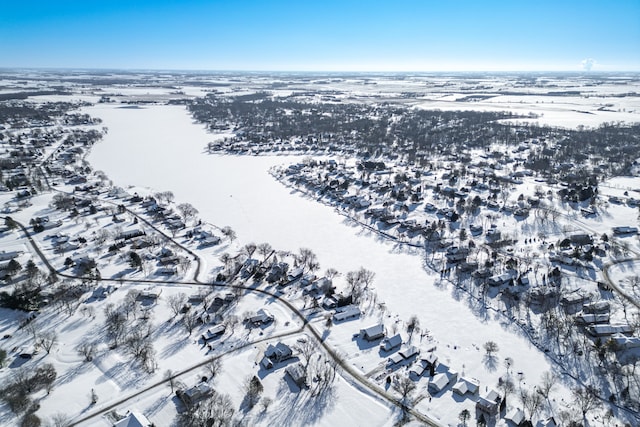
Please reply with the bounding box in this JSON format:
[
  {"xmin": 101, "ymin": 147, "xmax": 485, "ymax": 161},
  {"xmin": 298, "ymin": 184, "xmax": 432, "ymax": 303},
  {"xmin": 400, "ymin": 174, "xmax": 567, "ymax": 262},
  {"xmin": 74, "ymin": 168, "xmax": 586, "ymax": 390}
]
[
  {"xmin": 249, "ymin": 308, "xmax": 274, "ymax": 326},
  {"xmin": 380, "ymin": 334, "xmax": 402, "ymax": 352},
  {"xmin": 360, "ymin": 324, "xmax": 385, "ymax": 341},
  {"xmin": 505, "ymin": 408, "xmax": 525, "ymax": 426},
  {"xmin": 177, "ymin": 382, "xmax": 213, "ymax": 407},
  {"xmin": 476, "ymin": 388, "xmax": 502, "ymax": 415},
  {"xmin": 333, "ymin": 304, "xmax": 360, "ymax": 322},
  {"xmin": 113, "ymin": 411, "xmax": 151, "ymax": 427},
  {"xmin": 201, "ymin": 324, "xmax": 225, "ymax": 342},
  {"xmin": 285, "ymin": 362, "xmax": 307, "ymax": 388},
  {"xmin": 452, "ymin": 377, "xmax": 480, "ymax": 396}
]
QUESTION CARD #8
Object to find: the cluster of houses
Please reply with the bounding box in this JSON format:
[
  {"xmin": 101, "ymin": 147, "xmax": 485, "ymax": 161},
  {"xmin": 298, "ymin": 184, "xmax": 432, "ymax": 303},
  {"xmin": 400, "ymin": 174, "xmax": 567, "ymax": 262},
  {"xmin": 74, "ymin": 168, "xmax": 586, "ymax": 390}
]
[{"xmin": 349, "ymin": 321, "xmax": 536, "ymax": 422}]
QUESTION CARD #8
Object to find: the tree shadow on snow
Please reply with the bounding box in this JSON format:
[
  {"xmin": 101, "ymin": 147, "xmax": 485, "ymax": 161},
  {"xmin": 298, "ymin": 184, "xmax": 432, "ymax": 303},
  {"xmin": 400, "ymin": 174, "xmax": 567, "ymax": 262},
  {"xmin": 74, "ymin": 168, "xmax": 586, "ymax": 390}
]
[{"xmin": 267, "ymin": 377, "xmax": 336, "ymax": 426}]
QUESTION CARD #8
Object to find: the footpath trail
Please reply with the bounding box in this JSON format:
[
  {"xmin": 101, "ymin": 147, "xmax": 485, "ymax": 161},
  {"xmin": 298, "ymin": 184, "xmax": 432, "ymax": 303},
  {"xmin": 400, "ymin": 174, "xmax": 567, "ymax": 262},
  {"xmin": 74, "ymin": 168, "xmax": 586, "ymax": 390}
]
[{"xmin": 8, "ymin": 217, "xmax": 442, "ymax": 427}]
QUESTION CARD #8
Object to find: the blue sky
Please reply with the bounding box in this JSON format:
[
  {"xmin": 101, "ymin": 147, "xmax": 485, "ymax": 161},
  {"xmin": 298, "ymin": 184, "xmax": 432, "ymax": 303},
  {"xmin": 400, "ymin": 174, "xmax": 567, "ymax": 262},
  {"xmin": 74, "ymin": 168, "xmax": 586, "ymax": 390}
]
[{"xmin": 1, "ymin": 0, "xmax": 639, "ymax": 71}]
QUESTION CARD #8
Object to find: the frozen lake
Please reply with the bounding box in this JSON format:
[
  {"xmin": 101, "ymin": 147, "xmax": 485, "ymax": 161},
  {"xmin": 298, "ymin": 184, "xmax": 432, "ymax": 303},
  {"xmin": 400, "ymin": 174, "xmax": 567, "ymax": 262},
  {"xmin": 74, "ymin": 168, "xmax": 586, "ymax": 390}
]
[{"xmin": 86, "ymin": 103, "xmax": 559, "ymax": 418}]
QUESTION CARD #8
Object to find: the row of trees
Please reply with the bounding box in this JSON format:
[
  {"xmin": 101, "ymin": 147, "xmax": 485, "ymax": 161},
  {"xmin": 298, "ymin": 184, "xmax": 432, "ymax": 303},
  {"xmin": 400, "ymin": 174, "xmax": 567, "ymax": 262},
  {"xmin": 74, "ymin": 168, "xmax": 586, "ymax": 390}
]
[{"xmin": 103, "ymin": 295, "xmax": 157, "ymax": 373}]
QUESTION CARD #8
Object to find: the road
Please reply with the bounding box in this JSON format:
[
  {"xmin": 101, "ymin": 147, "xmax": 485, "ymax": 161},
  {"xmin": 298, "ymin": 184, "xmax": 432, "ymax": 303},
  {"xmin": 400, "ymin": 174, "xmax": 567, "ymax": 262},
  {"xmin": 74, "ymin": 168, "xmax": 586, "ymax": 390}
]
[{"xmin": 7, "ymin": 216, "xmax": 442, "ymax": 426}]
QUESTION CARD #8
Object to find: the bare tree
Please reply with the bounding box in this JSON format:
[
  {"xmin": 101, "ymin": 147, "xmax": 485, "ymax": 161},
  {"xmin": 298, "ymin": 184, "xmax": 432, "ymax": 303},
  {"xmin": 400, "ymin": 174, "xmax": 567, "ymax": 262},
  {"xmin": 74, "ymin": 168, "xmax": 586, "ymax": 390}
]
[
  {"xmin": 182, "ymin": 312, "xmax": 199, "ymax": 336},
  {"xmin": 257, "ymin": 242, "xmax": 273, "ymax": 260},
  {"xmin": 297, "ymin": 247, "xmax": 319, "ymax": 272},
  {"xmin": 242, "ymin": 243, "xmax": 257, "ymax": 259},
  {"xmin": 497, "ymin": 377, "xmax": 515, "ymax": 407},
  {"xmin": 205, "ymin": 357, "xmax": 222, "ymax": 379},
  {"xmin": 519, "ymin": 388, "xmax": 543, "ymax": 420},
  {"xmin": 222, "ymin": 314, "xmax": 239, "ymax": 335},
  {"xmin": 572, "ymin": 385, "xmax": 602, "ymax": 420},
  {"xmin": 104, "ymin": 303, "xmax": 128, "ymax": 348},
  {"xmin": 38, "ymin": 331, "xmax": 57, "ymax": 354},
  {"xmin": 325, "ymin": 268, "xmax": 340, "ymax": 280},
  {"xmin": 165, "ymin": 369, "xmax": 176, "ymax": 393},
  {"xmin": 260, "ymin": 397, "xmax": 273, "ymax": 413},
  {"xmin": 357, "ymin": 267, "xmax": 376, "ymax": 290},
  {"xmin": 177, "ymin": 202, "xmax": 199, "ymax": 224},
  {"xmin": 50, "ymin": 413, "xmax": 71, "ymax": 427},
  {"xmin": 221, "ymin": 226, "xmax": 236, "ymax": 242},
  {"xmin": 392, "ymin": 374, "xmax": 416, "ymax": 421},
  {"xmin": 167, "ymin": 293, "xmax": 188, "ymax": 317},
  {"xmin": 295, "ymin": 339, "xmax": 316, "ymax": 371},
  {"xmin": 76, "ymin": 343, "xmax": 96, "ymax": 362},
  {"xmin": 178, "ymin": 390, "xmax": 234, "ymax": 427},
  {"xmin": 121, "ymin": 289, "xmax": 140, "ymax": 320},
  {"xmin": 406, "ymin": 315, "xmax": 420, "ymax": 341},
  {"xmin": 458, "ymin": 409, "xmax": 470, "ymax": 426},
  {"xmin": 484, "ymin": 341, "xmax": 499, "ymax": 356},
  {"xmin": 538, "ymin": 371, "xmax": 557, "ymax": 405},
  {"xmin": 154, "ymin": 191, "xmax": 175, "ymax": 205}
]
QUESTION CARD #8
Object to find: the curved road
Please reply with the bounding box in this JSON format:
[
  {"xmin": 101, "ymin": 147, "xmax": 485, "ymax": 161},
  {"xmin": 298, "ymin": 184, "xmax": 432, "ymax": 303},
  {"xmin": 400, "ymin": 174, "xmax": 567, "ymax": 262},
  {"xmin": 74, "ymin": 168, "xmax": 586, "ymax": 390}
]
[{"xmin": 8, "ymin": 216, "xmax": 441, "ymax": 426}]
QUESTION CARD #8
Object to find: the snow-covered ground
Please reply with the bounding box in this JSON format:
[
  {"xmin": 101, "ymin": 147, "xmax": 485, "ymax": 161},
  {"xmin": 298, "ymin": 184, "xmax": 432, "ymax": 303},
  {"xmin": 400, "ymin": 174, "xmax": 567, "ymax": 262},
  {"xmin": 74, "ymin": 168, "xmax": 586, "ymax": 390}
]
[
  {"xmin": 85, "ymin": 102, "xmax": 582, "ymax": 425},
  {"xmin": 1, "ymin": 73, "xmax": 639, "ymax": 426}
]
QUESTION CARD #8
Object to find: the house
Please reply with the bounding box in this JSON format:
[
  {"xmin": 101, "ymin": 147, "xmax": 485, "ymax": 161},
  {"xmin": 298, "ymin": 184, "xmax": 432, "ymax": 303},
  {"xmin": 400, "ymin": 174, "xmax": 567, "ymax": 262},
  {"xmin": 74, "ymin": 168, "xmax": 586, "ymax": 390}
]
[
  {"xmin": 582, "ymin": 301, "xmax": 610, "ymax": 314},
  {"xmin": 587, "ymin": 324, "xmax": 634, "ymax": 337},
  {"xmin": 360, "ymin": 324, "xmax": 385, "ymax": 341},
  {"xmin": 561, "ymin": 293, "xmax": 591, "ymax": 314},
  {"xmin": 476, "ymin": 388, "xmax": 502, "ymax": 415},
  {"xmin": 0, "ymin": 250, "xmax": 22, "ymax": 261},
  {"xmin": 113, "ymin": 410, "xmax": 151, "ymax": 427},
  {"xmin": 398, "ymin": 346, "xmax": 420, "ymax": 360},
  {"xmin": 199, "ymin": 235, "xmax": 221, "ymax": 247},
  {"xmin": 201, "ymin": 324, "xmax": 225, "ymax": 342},
  {"xmin": 612, "ymin": 226, "xmax": 638, "ymax": 235},
  {"xmin": 569, "ymin": 233, "xmax": 592, "ymax": 245},
  {"xmin": 155, "ymin": 266, "xmax": 177, "ymax": 276},
  {"xmin": 445, "ymin": 246, "xmax": 469, "ymax": 263},
  {"xmin": 422, "ymin": 352, "xmax": 438, "ymax": 370},
  {"xmin": 505, "ymin": 408, "xmax": 525, "ymax": 426},
  {"xmin": 410, "ymin": 362, "xmax": 428, "ymax": 377},
  {"xmin": 287, "ymin": 267, "xmax": 304, "ymax": 282},
  {"xmin": 487, "ymin": 272, "xmax": 513, "ymax": 287},
  {"xmin": 428, "ymin": 370, "xmax": 458, "ymax": 394},
  {"xmin": 575, "ymin": 313, "xmax": 610, "ymax": 325},
  {"xmin": 333, "ymin": 305, "xmax": 360, "ymax": 322},
  {"xmin": 117, "ymin": 228, "xmax": 145, "ymax": 241},
  {"xmin": 322, "ymin": 296, "xmax": 338, "ymax": 310},
  {"xmin": 136, "ymin": 290, "xmax": 161, "ymax": 301},
  {"xmin": 266, "ymin": 262, "xmax": 289, "ymax": 283},
  {"xmin": 250, "ymin": 308, "xmax": 274, "ymax": 326},
  {"xmin": 452, "ymin": 377, "xmax": 480, "ymax": 396},
  {"xmin": 380, "ymin": 334, "xmax": 402, "ymax": 352},
  {"xmin": 285, "ymin": 362, "xmax": 307, "ymax": 388},
  {"xmin": 263, "ymin": 342, "xmax": 293, "ymax": 366},
  {"xmin": 609, "ymin": 334, "xmax": 640, "ymax": 350},
  {"xmin": 177, "ymin": 382, "xmax": 213, "ymax": 407}
]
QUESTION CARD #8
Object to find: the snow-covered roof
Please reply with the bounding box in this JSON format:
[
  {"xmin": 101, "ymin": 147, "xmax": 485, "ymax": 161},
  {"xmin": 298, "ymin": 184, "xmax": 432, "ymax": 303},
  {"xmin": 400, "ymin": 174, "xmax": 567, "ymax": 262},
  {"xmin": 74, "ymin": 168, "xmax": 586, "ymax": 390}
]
[{"xmin": 113, "ymin": 411, "xmax": 151, "ymax": 427}]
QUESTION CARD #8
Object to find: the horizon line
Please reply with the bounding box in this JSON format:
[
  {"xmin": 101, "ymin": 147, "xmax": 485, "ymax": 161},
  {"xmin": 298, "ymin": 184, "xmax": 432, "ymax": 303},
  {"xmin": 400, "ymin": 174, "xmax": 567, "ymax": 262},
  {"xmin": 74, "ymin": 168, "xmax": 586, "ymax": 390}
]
[{"xmin": 1, "ymin": 66, "xmax": 640, "ymax": 75}]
